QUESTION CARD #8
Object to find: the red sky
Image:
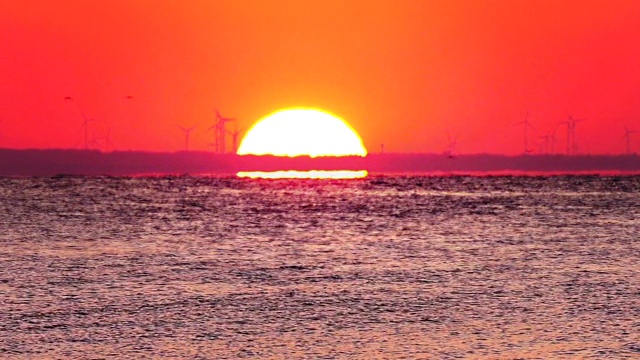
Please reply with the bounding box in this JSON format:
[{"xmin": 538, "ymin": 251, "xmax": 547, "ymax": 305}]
[{"xmin": 1, "ymin": 0, "xmax": 639, "ymax": 154}]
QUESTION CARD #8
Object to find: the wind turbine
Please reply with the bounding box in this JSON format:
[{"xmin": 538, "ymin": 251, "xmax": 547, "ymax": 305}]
[
  {"xmin": 207, "ymin": 124, "xmax": 218, "ymax": 153},
  {"xmin": 538, "ymin": 126, "xmax": 559, "ymax": 154},
  {"xmin": 539, "ymin": 135, "xmax": 551, "ymax": 154},
  {"xmin": 444, "ymin": 133, "xmax": 458, "ymax": 158},
  {"xmin": 88, "ymin": 132, "xmax": 101, "ymax": 149},
  {"xmin": 558, "ymin": 119, "xmax": 571, "ymax": 155},
  {"xmin": 227, "ymin": 126, "xmax": 243, "ymax": 153},
  {"xmin": 549, "ymin": 126, "xmax": 559, "ymax": 154},
  {"xmin": 80, "ymin": 117, "xmax": 97, "ymax": 150},
  {"xmin": 515, "ymin": 111, "xmax": 533, "ymax": 154},
  {"xmin": 210, "ymin": 110, "xmax": 235, "ymax": 153},
  {"xmin": 178, "ymin": 125, "xmax": 196, "ymax": 151},
  {"xmin": 100, "ymin": 129, "xmax": 114, "ymax": 152},
  {"xmin": 623, "ymin": 126, "xmax": 638, "ymax": 155},
  {"xmin": 558, "ymin": 115, "xmax": 585, "ymax": 155},
  {"xmin": 65, "ymin": 96, "xmax": 96, "ymax": 150},
  {"xmin": 569, "ymin": 116, "xmax": 585, "ymax": 155}
]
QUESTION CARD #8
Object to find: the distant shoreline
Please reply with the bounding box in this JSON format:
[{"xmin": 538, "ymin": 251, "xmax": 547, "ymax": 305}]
[{"xmin": 1, "ymin": 148, "xmax": 639, "ymax": 176}]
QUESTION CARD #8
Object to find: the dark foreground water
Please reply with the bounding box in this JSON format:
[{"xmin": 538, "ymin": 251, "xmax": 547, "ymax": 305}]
[{"xmin": 0, "ymin": 175, "xmax": 639, "ymax": 359}]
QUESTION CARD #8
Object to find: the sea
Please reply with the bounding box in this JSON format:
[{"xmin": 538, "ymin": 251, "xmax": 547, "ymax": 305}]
[{"xmin": 0, "ymin": 175, "xmax": 638, "ymax": 359}]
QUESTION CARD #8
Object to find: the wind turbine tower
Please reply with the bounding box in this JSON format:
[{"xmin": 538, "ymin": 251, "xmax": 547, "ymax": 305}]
[
  {"xmin": 516, "ymin": 111, "xmax": 533, "ymax": 154},
  {"xmin": 100, "ymin": 129, "xmax": 114, "ymax": 152},
  {"xmin": 444, "ymin": 133, "xmax": 458, "ymax": 158},
  {"xmin": 539, "ymin": 135, "xmax": 551, "ymax": 154},
  {"xmin": 178, "ymin": 126, "xmax": 196, "ymax": 151},
  {"xmin": 569, "ymin": 116, "xmax": 585, "ymax": 155},
  {"xmin": 227, "ymin": 126, "xmax": 243, "ymax": 153},
  {"xmin": 623, "ymin": 126, "xmax": 638, "ymax": 154},
  {"xmin": 88, "ymin": 132, "xmax": 101, "ymax": 149},
  {"xmin": 549, "ymin": 127, "xmax": 558, "ymax": 154},
  {"xmin": 558, "ymin": 119, "xmax": 571, "ymax": 155},
  {"xmin": 82, "ymin": 118, "xmax": 97, "ymax": 150}
]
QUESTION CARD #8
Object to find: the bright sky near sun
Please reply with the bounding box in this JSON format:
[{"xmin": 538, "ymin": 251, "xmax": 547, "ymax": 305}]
[{"xmin": 1, "ymin": 0, "xmax": 640, "ymax": 154}]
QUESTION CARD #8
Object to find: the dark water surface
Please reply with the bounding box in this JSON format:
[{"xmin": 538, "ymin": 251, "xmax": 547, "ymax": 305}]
[{"xmin": 1, "ymin": 175, "xmax": 639, "ymax": 359}]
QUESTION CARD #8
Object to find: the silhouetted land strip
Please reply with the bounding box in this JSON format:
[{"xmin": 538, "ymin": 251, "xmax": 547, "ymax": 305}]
[{"xmin": 1, "ymin": 149, "xmax": 639, "ymax": 176}]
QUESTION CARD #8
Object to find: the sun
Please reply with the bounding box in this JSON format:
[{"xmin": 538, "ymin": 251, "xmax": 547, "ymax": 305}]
[{"xmin": 237, "ymin": 108, "xmax": 367, "ymax": 157}]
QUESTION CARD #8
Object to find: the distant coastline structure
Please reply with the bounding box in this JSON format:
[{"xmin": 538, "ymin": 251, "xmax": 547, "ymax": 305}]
[{"xmin": 2, "ymin": 150, "xmax": 640, "ymax": 177}]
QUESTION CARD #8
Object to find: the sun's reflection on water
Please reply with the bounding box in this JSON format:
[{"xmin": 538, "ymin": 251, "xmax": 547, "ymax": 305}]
[{"xmin": 237, "ymin": 170, "xmax": 368, "ymax": 179}]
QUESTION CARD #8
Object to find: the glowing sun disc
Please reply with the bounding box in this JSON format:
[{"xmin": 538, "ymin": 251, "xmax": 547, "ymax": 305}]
[
  {"xmin": 237, "ymin": 170, "xmax": 368, "ymax": 179},
  {"xmin": 237, "ymin": 108, "xmax": 367, "ymax": 157}
]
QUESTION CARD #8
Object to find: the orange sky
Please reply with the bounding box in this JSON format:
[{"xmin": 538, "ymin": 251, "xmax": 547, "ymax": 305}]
[{"xmin": 1, "ymin": 0, "xmax": 639, "ymax": 154}]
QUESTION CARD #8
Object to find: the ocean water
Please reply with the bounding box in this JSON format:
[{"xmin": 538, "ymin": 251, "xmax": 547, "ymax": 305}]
[{"xmin": 0, "ymin": 175, "xmax": 638, "ymax": 359}]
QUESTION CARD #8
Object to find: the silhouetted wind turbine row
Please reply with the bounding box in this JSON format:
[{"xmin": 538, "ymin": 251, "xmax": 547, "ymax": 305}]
[
  {"xmin": 209, "ymin": 110, "xmax": 236, "ymax": 154},
  {"xmin": 60, "ymin": 100, "xmax": 635, "ymax": 155},
  {"xmin": 518, "ymin": 114, "xmax": 587, "ymax": 155},
  {"xmin": 64, "ymin": 95, "xmax": 133, "ymax": 151},
  {"xmin": 174, "ymin": 110, "xmax": 241, "ymax": 153}
]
